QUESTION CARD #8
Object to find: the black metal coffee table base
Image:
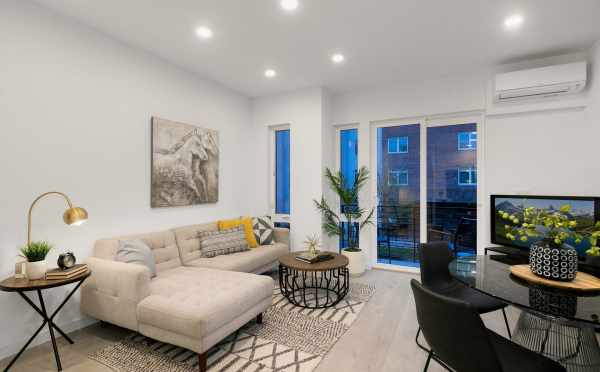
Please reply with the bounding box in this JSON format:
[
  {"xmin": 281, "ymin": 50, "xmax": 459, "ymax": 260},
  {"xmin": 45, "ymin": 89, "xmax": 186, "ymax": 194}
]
[{"xmin": 278, "ymin": 264, "xmax": 349, "ymax": 309}]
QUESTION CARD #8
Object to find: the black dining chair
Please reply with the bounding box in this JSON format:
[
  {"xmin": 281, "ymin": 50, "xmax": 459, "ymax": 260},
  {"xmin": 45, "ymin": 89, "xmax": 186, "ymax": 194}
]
[
  {"xmin": 415, "ymin": 241, "xmax": 511, "ymax": 352},
  {"xmin": 410, "ymin": 279, "xmax": 565, "ymax": 372},
  {"xmin": 452, "ymin": 217, "xmax": 477, "ymax": 256},
  {"xmin": 428, "ymin": 217, "xmax": 477, "ymax": 257}
]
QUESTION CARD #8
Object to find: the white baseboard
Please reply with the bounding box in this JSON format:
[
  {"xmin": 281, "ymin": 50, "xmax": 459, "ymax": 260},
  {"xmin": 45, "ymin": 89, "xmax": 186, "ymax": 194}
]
[
  {"xmin": 373, "ymin": 263, "xmax": 421, "ymax": 275},
  {"xmin": 0, "ymin": 317, "xmax": 98, "ymax": 361}
]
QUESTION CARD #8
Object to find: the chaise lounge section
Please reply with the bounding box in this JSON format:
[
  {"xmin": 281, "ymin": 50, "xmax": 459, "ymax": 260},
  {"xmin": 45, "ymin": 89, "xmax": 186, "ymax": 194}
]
[{"xmin": 81, "ymin": 222, "xmax": 289, "ymax": 371}]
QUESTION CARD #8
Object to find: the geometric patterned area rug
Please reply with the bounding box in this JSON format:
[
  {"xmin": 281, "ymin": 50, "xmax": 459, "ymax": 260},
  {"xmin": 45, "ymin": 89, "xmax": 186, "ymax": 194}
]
[{"xmin": 89, "ymin": 282, "xmax": 375, "ymax": 372}]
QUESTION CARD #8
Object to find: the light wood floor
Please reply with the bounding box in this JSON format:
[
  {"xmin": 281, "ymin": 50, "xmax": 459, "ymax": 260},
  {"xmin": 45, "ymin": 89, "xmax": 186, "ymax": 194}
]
[{"xmin": 0, "ymin": 269, "xmax": 523, "ymax": 372}]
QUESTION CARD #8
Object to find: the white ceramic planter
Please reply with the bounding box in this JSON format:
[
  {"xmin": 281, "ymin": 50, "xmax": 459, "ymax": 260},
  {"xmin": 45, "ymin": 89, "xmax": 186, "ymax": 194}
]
[
  {"xmin": 25, "ymin": 260, "xmax": 47, "ymax": 280},
  {"xmin": 342, "ymin": 249, "xmax": 366, "ymax": 277}
]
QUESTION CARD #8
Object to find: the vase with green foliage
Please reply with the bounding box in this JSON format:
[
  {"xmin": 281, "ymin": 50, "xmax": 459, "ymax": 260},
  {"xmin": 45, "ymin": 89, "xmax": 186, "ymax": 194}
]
[
  {"xmin": 498, "ymin": 204, "xmax": 600, "ymax": 281},
  {"xmin": 314, "ymin": 166, "xmax": 374, "ymax": 255},
  {"xmin": 19, "ymin": 241, "xmax": 52, "ymax": 280}
]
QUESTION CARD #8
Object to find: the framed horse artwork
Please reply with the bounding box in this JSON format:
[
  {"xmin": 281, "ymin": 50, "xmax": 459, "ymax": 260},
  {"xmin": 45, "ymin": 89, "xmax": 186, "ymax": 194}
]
[{"xmin": 151, "ymin": 117, "xmax": 219, "ymax": 207}]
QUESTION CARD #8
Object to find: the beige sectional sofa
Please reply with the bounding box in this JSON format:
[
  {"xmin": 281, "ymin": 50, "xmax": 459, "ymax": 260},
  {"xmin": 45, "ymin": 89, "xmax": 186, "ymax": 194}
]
[{"xmin": 81, "ymin": 222, "xmax": 289, "ymax": 371}]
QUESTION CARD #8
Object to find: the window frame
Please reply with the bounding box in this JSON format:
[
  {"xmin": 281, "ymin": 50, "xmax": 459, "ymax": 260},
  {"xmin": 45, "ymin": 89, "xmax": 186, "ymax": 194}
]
[
  {"xmin": 370, "ymin": 114, "xmax": 484, "ymax": 271},
  {"xmin": 387, "ymin": 136, "xmax": 409, "ymax": 154},
  {"xmin": 269, "ymin": 124, "xmax": 291, "ymax": 221},
  {"xmin": 457, "ymin": 131, "xmax": 477, "ymax": 151},
  {"xmin": 335, "ymin": 124, "xmax": 360, "ymax": 250},
  {"xmin": 335, "ymin": 123, "xmax": 360, "ymax": 203},
  {"xmin": 457, "ymin": 167, "xmax": 477, "ymax": 186},
  {"xmin": 388, "ymin": 169, "xmax": 409, "ymax": 186}
]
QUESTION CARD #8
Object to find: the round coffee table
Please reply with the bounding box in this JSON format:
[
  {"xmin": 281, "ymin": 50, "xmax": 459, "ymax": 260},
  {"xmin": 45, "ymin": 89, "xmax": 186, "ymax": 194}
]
[{"xmin": 278, "ymin": 252, "xmax": 349, "ymax": 309}]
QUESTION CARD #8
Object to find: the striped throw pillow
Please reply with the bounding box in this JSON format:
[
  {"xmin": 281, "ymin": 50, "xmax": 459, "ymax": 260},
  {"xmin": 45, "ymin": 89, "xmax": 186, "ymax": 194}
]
[{"xmin": 198, "ymin": 226, "xmax": 249, "ymax": 258}]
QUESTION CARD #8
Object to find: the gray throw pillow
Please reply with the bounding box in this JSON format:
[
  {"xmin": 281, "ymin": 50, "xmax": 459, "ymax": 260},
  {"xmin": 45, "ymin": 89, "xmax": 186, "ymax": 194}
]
[
  {"xmin": 116, "ymin": 239, "xmax": 157, "ymax": 278},
  {"xmin": 199, "ymin": 226, "xmax": 249, "ymax": 258}
]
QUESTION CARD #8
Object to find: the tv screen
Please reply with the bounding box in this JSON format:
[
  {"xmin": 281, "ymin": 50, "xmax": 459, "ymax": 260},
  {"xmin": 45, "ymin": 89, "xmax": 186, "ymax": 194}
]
[{"xmin": 491, "ymin": 195, "xmax": 600, "ymax": 257}]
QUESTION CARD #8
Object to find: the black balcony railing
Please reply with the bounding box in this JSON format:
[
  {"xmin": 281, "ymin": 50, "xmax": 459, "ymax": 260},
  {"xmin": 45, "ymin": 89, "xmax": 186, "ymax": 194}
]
[{"xmin": 377, "ymin": 202, "xmax": 477, "ymax": 266}]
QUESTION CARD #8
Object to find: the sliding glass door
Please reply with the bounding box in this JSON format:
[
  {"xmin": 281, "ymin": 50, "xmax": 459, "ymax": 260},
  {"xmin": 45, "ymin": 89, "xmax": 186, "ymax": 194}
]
[
  {"xmin": 376, "ymin": 123, "xmax": 421, "ymax": 267},
  {"xmin": 427, "ymin": 123, "xmax": 478, "ymax": 257},
  {"xmin": 374, "ymin": 118, "xmax": 479, "ymax": 268}
]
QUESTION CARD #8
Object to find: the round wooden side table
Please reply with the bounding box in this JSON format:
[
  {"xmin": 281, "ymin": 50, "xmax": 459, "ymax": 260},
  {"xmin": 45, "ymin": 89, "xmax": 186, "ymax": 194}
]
[
  {"xmin": 278, "ymin": 252, "xmax": 349, "ymax": 309},
  {"xmin": 0, "ymin": 270, "xmax": 91, "ymax": 372}
]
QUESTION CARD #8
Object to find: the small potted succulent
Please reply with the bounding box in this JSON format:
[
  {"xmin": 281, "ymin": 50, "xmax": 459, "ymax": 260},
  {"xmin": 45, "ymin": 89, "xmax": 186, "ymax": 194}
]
[
  {"xmin": 499, "ymin": 204, "xmax": 600, "ymax": 282},
  {"xmin": 19, "ymin": 241, "xmax": 53, "ymax": 280}
]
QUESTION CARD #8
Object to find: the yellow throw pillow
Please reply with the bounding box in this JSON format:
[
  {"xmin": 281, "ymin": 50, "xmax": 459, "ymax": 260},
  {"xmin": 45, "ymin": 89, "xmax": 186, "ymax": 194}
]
[{"xmin": 218, "ymin": 217, "xmax": 258, "ymax": 248}]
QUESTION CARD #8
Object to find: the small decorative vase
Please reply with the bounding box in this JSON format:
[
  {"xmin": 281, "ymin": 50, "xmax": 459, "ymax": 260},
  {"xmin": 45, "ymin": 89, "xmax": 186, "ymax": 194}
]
[
  {"xmin": 585, "ymin": 255, "xmax": 600, "ymax": 268},
  {"xmin": 529, "ymin": 240, "xmax": 578, "ymax": 282},
  {"xmin": 25, "ymin": 260, "xmax": 47, "ymax": 280}
]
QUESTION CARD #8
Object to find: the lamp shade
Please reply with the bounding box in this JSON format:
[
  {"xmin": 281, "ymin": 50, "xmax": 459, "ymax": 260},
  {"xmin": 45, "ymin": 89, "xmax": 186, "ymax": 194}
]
[{"xmin": 63, "ymin": 207, "xmax": 88, "ymax": 226}]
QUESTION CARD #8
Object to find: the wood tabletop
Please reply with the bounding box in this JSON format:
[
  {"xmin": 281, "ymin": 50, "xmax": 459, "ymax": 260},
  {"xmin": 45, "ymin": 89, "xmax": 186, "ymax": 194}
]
[
  {"xmin": 0, "ymin": 270, "xmax": 91, "ymax": 292},
  {"xmin": 510, "ymin": 265, "xmax": 600, "ymax": 292},
  {"xmin": 279, "ymin": 252, "xmax": 349, "ymax": 272}
]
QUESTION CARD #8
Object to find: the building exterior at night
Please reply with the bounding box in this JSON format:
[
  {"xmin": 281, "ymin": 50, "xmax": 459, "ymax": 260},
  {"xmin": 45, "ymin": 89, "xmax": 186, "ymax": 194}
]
[{"xmin": 377, "ymin": 123, "xmax": 477, "ymax": 207}]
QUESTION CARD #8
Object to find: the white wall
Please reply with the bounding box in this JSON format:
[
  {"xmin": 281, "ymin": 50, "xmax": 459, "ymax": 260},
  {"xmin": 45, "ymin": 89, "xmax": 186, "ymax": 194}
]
[
  {"xmin": 250, "ymin": 88, "xmax": 327, "ymax": 251},
  {"xmin": 329, "ymin": 49, "xmax": 600, "ymax": 265},
  {"xmin": 0, "ymin": 0, "xmax": 252, "ymax": 358},
  {"xmin": 585, "ymin": 41, "xmax": 600, "ymax": 143},
  {"xmin": 332, "ymin": 73, "xmax": 487, "ymax": 124},
  {"xmin": 320, "ymin": 90, "xmax": 336, "ymax": 250}
]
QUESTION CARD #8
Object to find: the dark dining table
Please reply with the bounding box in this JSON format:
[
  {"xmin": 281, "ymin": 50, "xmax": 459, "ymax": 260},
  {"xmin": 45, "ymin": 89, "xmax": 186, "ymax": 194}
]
[{"xmin": 449, "ymin": 255, "xmax": 600, "ymax": 372}]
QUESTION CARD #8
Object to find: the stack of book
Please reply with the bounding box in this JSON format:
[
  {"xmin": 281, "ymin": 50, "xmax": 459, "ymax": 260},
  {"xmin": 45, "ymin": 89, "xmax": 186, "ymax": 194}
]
[
  {"xmin": 46, "ymin": 264, "xmax": 88, "ymax": 280},
  {"xmin": 295, "ymin": 252, "xmax": 334, "ymax": 264}
]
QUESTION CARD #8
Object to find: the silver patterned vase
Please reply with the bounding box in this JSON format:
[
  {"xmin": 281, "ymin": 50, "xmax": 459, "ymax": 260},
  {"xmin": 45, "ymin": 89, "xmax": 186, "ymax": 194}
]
[{"xmin": 529, "ymin": 240, "xmax": 578, "ymax": 282}]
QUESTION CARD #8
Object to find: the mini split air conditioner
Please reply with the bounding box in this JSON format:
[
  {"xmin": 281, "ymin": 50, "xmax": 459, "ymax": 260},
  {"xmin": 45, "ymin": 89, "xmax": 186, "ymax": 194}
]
[{"xmin": 494, "ymin": 61, "xmax": 587, "ymax": 102}]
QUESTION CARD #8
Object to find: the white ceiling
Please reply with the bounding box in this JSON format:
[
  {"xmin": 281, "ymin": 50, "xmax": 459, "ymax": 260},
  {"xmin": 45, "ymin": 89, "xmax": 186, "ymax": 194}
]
[{"xmin": 34, "ymin": 0, "xmax": 600, "ymax": 97}]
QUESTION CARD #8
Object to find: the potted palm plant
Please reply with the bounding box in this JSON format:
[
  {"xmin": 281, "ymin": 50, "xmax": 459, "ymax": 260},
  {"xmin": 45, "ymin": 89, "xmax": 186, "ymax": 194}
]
[
  {"xmin": 314, "ymin": 166, "xmax": 374, "ymax": 276},
  {"xmin": 19, "ymin": 241, "xmax": 52, "ymax": 280}
]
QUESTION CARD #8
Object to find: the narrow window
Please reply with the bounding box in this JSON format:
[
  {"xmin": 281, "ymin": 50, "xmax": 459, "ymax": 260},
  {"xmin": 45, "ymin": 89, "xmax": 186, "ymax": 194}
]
[
  {"xmin": 275, "ymin": 129, "xmax": 290, "ymax": 214},
  {"xmin": 340, "ymin": 128, "xmax": 358, "ymax": 212},
  {"xmin": 339, "ymin": 128, "xmax": 359, "ymax": 249}
]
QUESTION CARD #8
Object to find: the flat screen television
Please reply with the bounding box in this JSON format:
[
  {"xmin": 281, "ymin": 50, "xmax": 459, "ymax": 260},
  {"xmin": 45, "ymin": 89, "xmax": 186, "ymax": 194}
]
[{"xmin": 491, "ymin": 195, "xmax": 600, "ymax": 258}]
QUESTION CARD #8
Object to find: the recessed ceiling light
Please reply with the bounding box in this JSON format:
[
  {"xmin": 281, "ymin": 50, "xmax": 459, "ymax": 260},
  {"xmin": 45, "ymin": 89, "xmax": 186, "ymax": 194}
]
[
  {"xmin": 280, "ymin": 0, "xmax": 299, "ymax": 11},
  {"xmin": 195, "ymin": 26, "xmax": 213, "ymax": 39},
  {"xmin": 331, "ymin": 53, "xmax": 345, "ymax": 64},
  {"xmin": 504, "ymin": 14, "xmax": 524, "ymax": 31},
  {"xmin": 264, "ymin": 69, "xmax": 277, "ymax": 78}
]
